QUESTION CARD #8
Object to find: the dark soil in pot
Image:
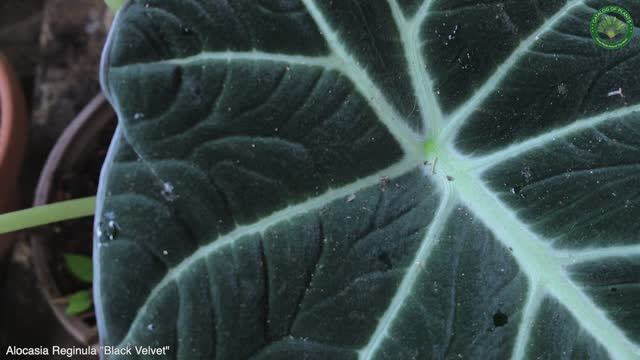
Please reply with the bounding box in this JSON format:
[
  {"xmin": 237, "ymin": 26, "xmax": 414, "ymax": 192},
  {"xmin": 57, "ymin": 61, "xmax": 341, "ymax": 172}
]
[{"xmin": 46, "ymin": 117, "xmax": 114, "ymax": 325}]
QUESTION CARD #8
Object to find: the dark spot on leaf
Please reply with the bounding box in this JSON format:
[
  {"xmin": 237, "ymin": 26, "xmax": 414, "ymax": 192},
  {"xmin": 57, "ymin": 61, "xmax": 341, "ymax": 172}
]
[
  {"xmin": 493, "ymin": 310, "xmax": 508, "ymax": 327},
  {"xmin": 378, "ymin": 252, "xmax": 392, "ymax": 270},
  {"xmin": 611, "ymin": 287, "xmax": 617, "ymax": 292}
]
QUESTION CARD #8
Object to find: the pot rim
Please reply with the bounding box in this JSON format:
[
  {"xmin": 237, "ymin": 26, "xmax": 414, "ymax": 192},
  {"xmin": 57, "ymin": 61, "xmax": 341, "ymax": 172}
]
[
  {"xmin": 0, "ymin": 53, "xmax": 27, "ymax": 179},
  {"xmin": 31, "ymin": 93, "xmax": 115, "ymax": 346},
  {"xmin": 0, "ymin": 52, "xmax": 28, "ymax": 259}
]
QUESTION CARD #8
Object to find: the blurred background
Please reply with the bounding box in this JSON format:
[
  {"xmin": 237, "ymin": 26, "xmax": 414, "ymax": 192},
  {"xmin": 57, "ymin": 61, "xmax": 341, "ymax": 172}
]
[{"xmin": 0, "ymin": 1, "xmax": 114, "ymax": 357}]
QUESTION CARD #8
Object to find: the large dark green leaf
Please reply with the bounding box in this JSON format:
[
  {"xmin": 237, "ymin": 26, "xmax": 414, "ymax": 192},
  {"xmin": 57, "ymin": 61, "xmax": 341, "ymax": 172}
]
[{"xmin": 96, "ymin": 0, "xmax": 640, "ymax": 359}]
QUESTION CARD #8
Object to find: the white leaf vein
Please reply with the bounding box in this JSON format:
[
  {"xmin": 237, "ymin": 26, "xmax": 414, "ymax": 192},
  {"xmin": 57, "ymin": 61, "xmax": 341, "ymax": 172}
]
[
  {"xmin": 510, "ymin": 282, "xmax": 544, "ymax": 360},
  {"xmin": 557, "ymin": 244, "xmax": 640, "ymax": 266},
  {"xmin": 439, "ymin": 0, "xmax": 585, "ymax": 143},
  {"xmin": 388, "ymin": 0, "xmax": 444, "ymax": 135},
  {"xmin": 115, "ymin": 158, "xmax": 417, "ymax": 347},
  {"xmin": 468, "ymin": 104, "xmax": 640, "ymax": 172},
  {"xmin": 359, "ymin": 185, "xmax": 454, "ymax": 360},
  {"xmin": 302, "ymin": 0, "xmax": 423, "ymax": 160}
]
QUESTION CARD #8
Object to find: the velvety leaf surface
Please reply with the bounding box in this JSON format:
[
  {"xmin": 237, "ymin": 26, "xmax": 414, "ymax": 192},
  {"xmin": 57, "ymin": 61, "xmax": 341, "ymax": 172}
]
[{"xmin": 97, "ymin": 0, "xmax": 640, "ymax": 359}]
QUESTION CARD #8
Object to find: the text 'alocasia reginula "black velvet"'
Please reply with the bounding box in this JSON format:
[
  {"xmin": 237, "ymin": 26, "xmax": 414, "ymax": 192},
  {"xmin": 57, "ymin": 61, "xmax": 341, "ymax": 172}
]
[{"xmin": 96, "ymin": 0, "xmax": 640, "ymax": 359}]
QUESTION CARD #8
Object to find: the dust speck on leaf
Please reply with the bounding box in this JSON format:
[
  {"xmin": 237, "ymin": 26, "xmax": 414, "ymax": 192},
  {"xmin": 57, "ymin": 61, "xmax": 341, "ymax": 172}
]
[
  {"xmin": 607, "ymin": 87, "xmax": 624, "ymax": 97},
  {"xmin": 557, "ymin": 83, "xmax": 567, "ymax": 96},
  {"xmin": 510, "ymin": 185, "xmax": 526, "ymax": 198},
  {"xmin": 105, "ymin": 219, "xmax": 120, "ymax": 241},
  {"xmin": 161, "ymin": 182, "xmax": 178, "ymax": 201},
  {"xmin": 520, "ymin": 167, "xmax": 532, "ymax": 182},
  {"xmin": 379, "ymin": 176, "xmax": 390, "ymax": 192}
]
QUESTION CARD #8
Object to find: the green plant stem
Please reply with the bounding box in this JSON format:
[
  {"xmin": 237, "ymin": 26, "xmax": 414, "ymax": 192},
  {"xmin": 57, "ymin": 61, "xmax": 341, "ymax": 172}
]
[
  {"xmin": 0, "ymin": 197, "xmax": 97, "ymax": 235},
  {"xmin": 105, "ymin": 0, "xmax": 125, "ymax": 12}
]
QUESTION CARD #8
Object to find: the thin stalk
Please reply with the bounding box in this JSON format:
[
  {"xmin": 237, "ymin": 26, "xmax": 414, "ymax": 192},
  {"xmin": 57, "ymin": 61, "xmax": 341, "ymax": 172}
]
[
  {"xmin": 0, "ymin": 197, "xmax": 96, "ymax": 235},
  {"xmin": 105, "ymin": 0, "xmax": 125, "ymax": 12}
]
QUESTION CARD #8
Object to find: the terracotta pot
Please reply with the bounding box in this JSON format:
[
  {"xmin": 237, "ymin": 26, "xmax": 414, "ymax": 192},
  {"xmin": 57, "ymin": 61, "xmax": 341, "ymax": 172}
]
[
  {"xmin": 31, "ymin": 94, "xmax": 116, "ymax": 345},
  {"xmin": 0, "ymin": 53, "xmax": 28, "ymax": 260}
]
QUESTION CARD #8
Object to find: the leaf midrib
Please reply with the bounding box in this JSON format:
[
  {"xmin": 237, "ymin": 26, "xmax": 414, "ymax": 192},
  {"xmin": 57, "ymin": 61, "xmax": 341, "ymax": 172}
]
[
  {"xmin": 363, "ymin": 0, "xmax": 638, "ymax": 357},
  {"xmin": 437, "ymin": 153, "xmax": 639, "ymax": 359}
]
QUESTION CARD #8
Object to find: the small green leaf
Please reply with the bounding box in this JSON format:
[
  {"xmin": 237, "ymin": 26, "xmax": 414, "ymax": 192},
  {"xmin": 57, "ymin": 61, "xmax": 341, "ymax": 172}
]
[
  {"xmin": 64, "ymin": 254, "xmax": 93, "ymax": 283},
  {"xmin": 105, "ymin": 0, "xmax": 125, "ymax": 12},
  {"xmin": 65, "ymin": 290, "xmax": 93, "ymax": 316}
]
